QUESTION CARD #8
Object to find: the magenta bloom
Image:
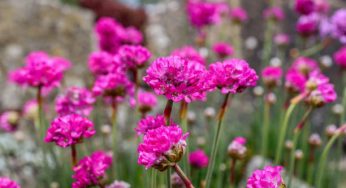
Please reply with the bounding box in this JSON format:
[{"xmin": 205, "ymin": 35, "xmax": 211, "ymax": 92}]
[
  {"xmin": 106, "ymin": 180, "xmax": 130, "ymax": 188},
  {"xmin": 296, "ymin": 13, "xmax": 320, "ymax": 37},
  {"xmin": 137, "ymin": 125, "xmax": 188, "ymax": 170},
  {"xmin": 137, "ymin": 90, "xmax": 157, "ymax": 113},
  {"xmin": 186, "ymin": 0, "xmax": 222, "ymax": 29},
  {"xmin": 55, "ymin": 87, "xmax": 95, "ymax": 116},
  {"xmin": 291, "ymin": 57, "xmax": 320, "ymax": 75},
  {"xmin": 119, "ymin": 26, "xmax": 143, "ymax": 45},
  {"xmin": 143, "ymin": 56, "xmax": 210, "ymax": 103},
  {"xmin": 135, "ymin": 115, "xmax": 168, "ymax": 135},
  {"xmin": 212, "ymin": 42, "xmax": 234, "ymax": 59},
  {"xmin": 274, "ymin": 33, "xmax": 290, "ymax": 46},
  {"xmin": 261, "ymin": 66, "xmax": 282, "ymax": 88},
  {"xmin": 230, "ymin": 7, "xmax": 248, "ymax": 23},
  {"xmin": 117, "ymin": 45, "xmax": 151, "ymax": 70},
  {"xmin": 315, "ymin": 0, "xmax": 330, "ymax": 14},
  {"xmin": 188, "ymin": 149, "xmax": 209, "ymax": 168},
  {"xmin": 209, "ymin": 59, "xmax": 258, "ymax": 94},
  {"xmin": 171, "ymin": 46, "xmax": 205, "ymax": 65},
  {"xmin": 285, "ymin": 69, "xmax": 307, "ymax": 93},
  {"xmin": 95, "ymin": 17, "xmax": 123, "ymax": 53},
  {"xmin": 263, "ymin": 7, "xmax": 285, "ymax": 21},
  {"xmin": 88, "ymin": 51, "xmax": 120, "ymax": 75},
  {"xmin": 333, "ymin": 46, "xmax": 346, "ymax": 69},
  {"xmin": 228, "ymin": 137, "xmax": 247, "ymax": 159},
  {"xmin": 0, "ymin": 177, "xmax": 20, "ymax": 188},
  {"xmin": 246, "ymin": 166, "xmax": 284, "ymax": 188},
  {"xmin": 0, "ymin": 111, "xmax": 20, "ymax": 132},
  {"xmin": 9, "ymin": 51, "xmax": 68, "ymax": 93},
  {"xmin": 72, "ymin": 151, "xmax": 112, "ymax": 188},
  {"xmin": 45, "ymin": 114, "xmax": 95, "ymax": 148},
  {"xmin": 294, "ymin": 0, "xmax": 315, "ymax": 15},
  {"xmin": 331, "ymin": 9, "xmax": 346, "ymax": 44}
]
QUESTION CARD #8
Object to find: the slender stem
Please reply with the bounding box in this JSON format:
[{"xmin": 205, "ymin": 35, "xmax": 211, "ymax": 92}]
[
  {"xmin": 151, "ymin": 169, "xmax": 157, "ymax": 188},
  {"xmin": 307, "ymin": 146, "xmax": 315, "ymax": 185},
  {"xmin": 111, "ymin": 99, "xmax": 118, "ymax": 178},
  {"xmin": 287, "ymin": 131, "xmax": 301, "ymax": 188},
  {"xmin": 275, "ymin": 103, "xmax": 297, "ymax": 164},
  {"xmin": 230, "ymin": 158, "xmax": 236, "ymax": 187},
  {"xmin": 261, "ymin": 99, "xmax": 271, "ymax": 160},
  {"xmin": 205, "ymin": 93, "xmax": 231, "ymax": 188},
  {"xmin": 71, "ymin": 144, "xmax": 77, "ymax": 167},
  {"xmin": 262, "ymin": 19, "xmax": 274, "ymax": 66},
  {"xmin": 173, "ymin": 164, "xmax": 195, "ymax": 188},
  {"xmin": 316, "ymin": 133, "xmax": 341, "ymax": 188},
  {"xmin": 164, "ymin": 100, "xmax": 174, "ymax": 126},
  {"xmin": 37, "ymin": 86, "xmax": 43, "ymax": 141},
  {"xmin": 167, "ymin": 168, "xmax": 172, "ymax": 188},
  {"xmin": 179, "ymin": 101, "xmax": 190, "ymax": 176}
]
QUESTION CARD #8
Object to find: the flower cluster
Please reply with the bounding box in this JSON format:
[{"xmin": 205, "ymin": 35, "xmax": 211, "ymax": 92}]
[
  {"xmin": 188, "ymin": 149, "xmax": 209, "ymax": 168},
  {"xmin": 274, "ymin": 33, "xmax": 290, "ymax": 46},
  {"xmin": 0, "ymin": 177, "xmax": 20, "ymax": 188},
  {"xmin": 45, "ymin": 114, "xmax": 95, "ymax": 148},
  {"xmin": 23, "ymin": 99, "xmax": 38, "ymax": 120},
  {"xmin": 333, "ymin": 46, "xmax": 346, "ymax": 69},
  {"xmin": 137, "ymin": 90, "xmax": 157, "ymax": 114},
  {"xmin": 228, "ymin": 137, "xmax": 247, "ymax": 160},
  {"xmin": 171, "ymin": 46, "xmax": 205, "ymax": 65},
  {"xmin": 137, "ymin": 125, "xmax": 188, "ymax": 170},
  {"xmin": 135, "ymin": 115, "xmax": 168, "ymax": 135},
  {"xmin": 212, "ymin": 42, "xmax": 234, "ymax": 59},
  {"xmin": 55, "ymin": 87, "xmax": 95, "ymax": 116},
  {"xmin": 229, "ymin": 7, "xmax": 248, "ymax": 23},
  {"xmin": 209, "ymin": 59, "xmax": 258, "ymax": 94},
  {"xmin": 143, "ymin": 56, "xmax": 210, "ymax": 103},
  {"xmin": 330, "ymin": 9, "xmax": 346, "ymax": 43},
  {"xmin": 296, "ymin": 13, "xmax": 320, "ymax": 37},
  {"xmin": 263, "ymin": 7, "xmax": 285, "ymax": 21},
  {"xmin": 0, "ymin": 111, "xmax": 20, "ymax": 132},
  {"xmin": 72, "ymin": 151, "xmax": 112, "ymax": 188},
  {"xmin": 246, "ymin": 166, "xmax": 284, "ymax": 188},
  {"xmin": 117, "ymin": 45, "xmax": 151, "ymax": 70},
  {"xmin": 294, "ymin": 0, "xmax": 315, "ymax": 15},
  {"xmin": 186, "ymin": 0, "xmax": 223, "ymax": 29},
  {"xmin": 88, "ymin": 51, "xmax": 121, "ymax": 76},
  {"xmin": 261, "ymin": 66, "xmax": 282, "ymax": 89}
]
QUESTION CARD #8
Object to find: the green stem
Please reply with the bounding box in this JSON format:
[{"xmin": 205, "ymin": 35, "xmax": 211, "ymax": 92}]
[
  {"xmin": 179, "ymin": 101, "xmax": 190, "ymax": 176},
  {"xmin": 262, "ymin": 20, "xmax": 274, "ymax": 66},
  {"xmin": 300, "ymin": 41, "xmax": 327, "ymax": 57},
  {"xmin": 167, "ymin": 168, "xmax": 172, "ymax": 188},
  {"xmin": 111, "ymin": 99, "xmax": 118, "ymax": 178},
  {"xmin": 205, "ymin": 93, "xmax": 231, "ymax": 188},
  {"xmin": 230, "ymin": 158, "xmax": 236, "ymax": 187},
  {"xmin": 173, "ymin": 164, "xmax": 195, "ymax": 188},
  {"xmin": 151, "ymin": 169, "xmax": 157, "ymax": 188},
  {"xmin": 287, "ymin": 131, "xmax": 301, "ymax": 188},
  {"xmin": 275, "ymin": 103, "xmax": 296, "ymax": 164},
  {"xmin": 307, "ymin": 146, "xmax": 315, "ymax": 185},
  {"xmin": 261, "ymin": 99, "xmax": 271, "ymax": 160}
]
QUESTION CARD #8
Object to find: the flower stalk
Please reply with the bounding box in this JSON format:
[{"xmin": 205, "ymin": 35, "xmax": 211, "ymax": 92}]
[
  {"xmin": 230, "ymin": 158, "xmax": 236, "ymax": 187},
  {"xmin": 71, "ymin": 144, "xmax": 77, "ymax": 167},
  {"xmin": 173, "ymin": 164, "xmax": 195, "ymax": 188},
  {"xmin": 179, "ymin": 101, "xmax": 190, "ymax": 176},
  {"xmin": 261, "ymin": 98, "xmax": 271, "ymax": 160}
]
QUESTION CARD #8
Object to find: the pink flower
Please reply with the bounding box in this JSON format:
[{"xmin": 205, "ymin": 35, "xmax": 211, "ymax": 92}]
[
  {"xmin": 188, "ymin": 149, "xmax": 209, "ymax": 168},
  {"xmin": 137, "ymin": 90, "xmax": 157, "ymax": 113},
  {"xmin": 0, "ymin": 177, "xmax": 20, "ymax": 188},
  {"xmin": 274, "ymin": 33, "xmax": 290, "ymax": 46},
  {"xmin": 45, "ymin": 114, "xmax": 95, "ymax": 148},
  {"xmin": 294, "ymin": 0, "xmax": 315, "ymax": 15},
  {"xmin": 262, "ymin": 66, "xmax": 282, "ymax": 89},
  {"xmin": 23, "ymin": 99, "xmax": 38, "ymax": 119},
  {"xmin": 55, "ymin": 87, "xmax": 95, "ymax": 116},
  {"xmin": 230, "ymin": 7, "xmax": 248, "ymax": 23},
  {"xmin": 285, "ymin": 69, "xmax": 307, "ymax": 93},
  {"xmin": 119, "ymin": 26, "xmax": 143, "ymax": 45},
  {"xmin": 135, "ymin": 115, "xmax": 167, "ymax": 135},
  {"xmin": 106, "ymin": 180, "xmax": 130, "ymax": 188},
  {"xmin": 246, "ymin": 166, "xmax": 284, "ymax": 188},
  {"xmin": 186, "ymin": 0, "xmax": 223, "ymax": 29},
  {"xmin": 88, "ymin": 51, "xmax": 121, "ymax": 75},
  {"xmin": 296, "ymin": 13, "xmax": 320, "ymax": 37},
  {"xmin": 0, "ymin": 111, "xmax": 20, "ymax": 132},
  {"xmin": 291, "ymin": 57, "xmax": 320, "ymax": 75},
  {"xmin": 263, "ymin": 7, "xmax": 285, "ymax": 21},
  {"xmin": 333, "ymin": 46, "xmax": 346, "ymax": 69},
  {"xmin": 72, "ymin": 151, "xmax": 112, "ymax": 188},
  {"xmin": 171, "ymin": 46, "xmax": 206, "ymax": 65},
  {"xmin": 209, "ymin": 59, "xmax": 258, "ymax": 94},
  {"xmin": 9, "ymin": 51, "xmax": 68, "ymax": 93},
  {"xmin": 212, "ymin": 42, "xmax": 234, "ymax": 59},
  {"xmin": 228, "ymin": 137, "xmax": 247, "ymax": 159},
  {"xmin": 95, "ymin": 17, "xmax": 123, "ymax": 53},
  {"xmin": 331, "ymin": 9, "xmax": 346, "ymax": 44},
  {"xmin": 315, "ymin": 0, "xmax": 330, "ymax": 14},
  {"xmin": 117, "ymin": 45, "xmax": 151, "ymax": 70},
  {"xmin": 137, "ymin": 125, "xmax": 188, "ymax": 170},
  {"xmin": 143, "ymin": 56, "xmax": 210, "ymax": 103}
]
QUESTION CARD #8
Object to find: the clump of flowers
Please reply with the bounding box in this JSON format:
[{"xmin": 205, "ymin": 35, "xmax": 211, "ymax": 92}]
[
  {"xmin": 0, "ymin": 177, "xmax": 20, "ymax": 188},
  {"xmin": 228, "ymin": 137, "xmax": 247, "ymax": 160},
  {"xmin": 106, "ymin": 180, "xmax": 131, "ymax": 188},
  {"xmin": 333, "ymin": 46, "xmax": 346, "ymax": 69},
  {"xmin": 261, "ymin": 66, "xmax": 282, "ymax": 89},
  {"xmin": 0, "ymin": 111, "xmax": 20, "ymax": 132},
  {"xmin": 55, "ymin": 87, "xmax": 95, "ymax": 116},
  {"xmin": 72, "ymin": 151, "xmax": 112, "ymax": 188},
  {"xmin": 171, "ymin": 46, "xmax": 206, "ymax": 65},
  {"xmin": 285, "ymin": 70, "xmax": 307, "ymax": 93},
  {"xmin": 331, "ymin": 9, "xmax": 346, "ymax": 43},
  {"xmin": 294, "ymin": 0, "xmax": 315, "ymax": 15},
  {"xmin": 296, "ymin": 13, "xmax": 320, "ymax": 37},
  {"xmin": 229, "ymin": 7, "xmax": 248, "ymax": 23},
  {"xmin": 246, "ymin": 166, "xmax": 285, "ymax": 188},
  {"xmin": 274, "ymin": 33, "xmax": 290, "ymax": 46},
  {"xmin": 188, "ymin": 149, "xmax": 209, "ymax": 168},
  {"xmin": 22, "ymin": 99, "xmax": 38, "ymax": 120},
  {"xmin": 135, "ymin": 115, "xmax": 167, "ymax": 135},
  {"xmin": 137, "ymin": 90, "xmax": 157, "ymax": 114},
  {"xmin": 290, "ymin": 57, "xmax": 319, "ymax": 76},
  {"xmin": 263, "ymin": 7, "xmax": 285, "ymax": 21},
  {"xmin": 208, "ymin": 59, "xmax": 258, "ymax": 94},
  {"xmin": 143, "ymin": 56, "xmax": 210, "ymax": 103},
  {"xmin": 137, "ymin": 125, "xmax": 188, "ymax": 171},
  {"xmin": 45, "ymin": 114, "xmax": 95, "ymax": 147},
  {"xmin": 117, "ymin": 45, "xmax": 151, "ymax": 70},
  {"xmin": 88, "ymin": 51, "xmax": 120, "ymax": 76},
  {"xmin": 212, "ymin": 42, "xmax": 234, "ymax": 59}
]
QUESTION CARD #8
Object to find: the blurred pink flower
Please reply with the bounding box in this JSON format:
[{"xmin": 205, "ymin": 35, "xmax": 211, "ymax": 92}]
[
  {"xmin": 55, "ymin": 87, "xmax": 95, "ymax": 116},
  {"xmin": 188, "ymin": 149, "xmax": 209, "ymax": 168},
  {"xmin": 72, "ymin": 151, "xmax": 112, "ymax": 188},
  {"xmin": 137, "ymin": 125, "xmax": 188, "ymax": 170},
  {"xmin": 296, "ymin": 13, "xmax": 320, "ymax": 37},
  {"xmin": 88, "ymin": 51, "xmax": 122, "ymax": 75},
  {"xmin": 333, "ymin": 46, "xmax": 346, "ymax": 69},
  {"xmin": 137, "ymin": 90, "xmax": 157, "ymax": 113},
  {"xmin": 119, "ymin": 26, "xmax": 143, "ymax": 45},
  {"xmin": 229, "ymin": 7, "xmax": 248, "ymax": 23},
  {"xmin": 294, "ymin": 0, "xmax": 315, "ymax": 15},
  {"xmin": 285, "ymin": 69, "xmax": 307, "ymax": 93},
  {"xmin": 261, "ymin": 66, "xmax": 282, "ymax": 88},
  {"xmin": 186, "ymin": 0, "xmax": 223, "ymax": 29},
  {"xmin": 171, "ymin": 46, "xmax": 205, "ymax": 65},
  {"xmin": 290, "ymin": 57, "xmax": 320, "ymax": 76},
  {"xmin": 228, "ymin": 137, "xmax": 247, "ymax": 159},
  {"xmin": 315, "ymin": 0, "xmax": 330, "ymax": 14},
  {"xmin": 143, "ymin": 56, "xmax": 210, "ymax": 103},
  {"xmin": 0, "ymin": 177, "xmax": 20, "ymax": 188},
  {"xmin": 45, "ymin": 114, "xmax": 95, "ymax": 148},
  {"xmin": 274, "ymin": 33, "xmax": 290, "ymax": 46},
  {"xmin": 246, "ymin": 166, "xmax": 284, "ymax": 188},
  {"xmin": 212, "ymin": 42, "xmax": 234, "ymax": 59},
  {"xmin": 263, "ymin": 7, "xmax": 285, "ymax": 21},
  {"xmin": 106, "ymin": 180, "xmax": 130, "ymax": 188},
  {"xmin": 135, "ymin": 115, "xmax": 167, "ymax": 135},
  {"xmin": 209, "ymin": 59, "xmax": 258, "ymax": 94},
  {"xmin": 331, "ymin": 9, "xmax": 346, "ymax": 44},
  {"xmin": 0, "ymin": 111, "xmax": 20, "ymax": 132},
  {"xmin": 117, "ymin": 45, "xmax": 151, "ymax": 70},
  {"xmin": 23, "ymin": 99, "xmax": 38, "ymax": 119}
]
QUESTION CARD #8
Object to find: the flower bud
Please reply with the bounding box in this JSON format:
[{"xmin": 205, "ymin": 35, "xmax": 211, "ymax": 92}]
[
  {"xmin": 253, "ymin": 86, "xmax": 264, "ymax": 97},
  {"xmin": 332, "ymin": 104, "xmax": 344, "ymax": 116},
  {"xmin": 187, "ymin": 111, "xmax": 196, "ymax": 124},
  {"xmin": 101, "ymin": 124, "xmax": 112, "ymax": 135},
  {"xmin": 171, "ymin": 173, "xmax": 184, "ymax": 188},
  {"xmin": 325, "ymin": 124, "xmax": 337, "ymax": 138},
  {"xmin": 285, "ymin": 140, "xmax": 293, "ymax": 150},
  {"xmin": 228, "ymin": 137, "xmax": 247, "ymax": 160},
  {"xmin": 204, "ymin": 107, "xmax": 216, "ymax": 119},
  {"xmin": 295, "ymin": 150, "xmax": 304, "ymax": 161},
  {"xmin": 308, "ymin": 133, "xmax": 322, "ymax": 147},
  {"xmin": 265, "ymin": 93, "xmax": 277, "ymax": 105}
]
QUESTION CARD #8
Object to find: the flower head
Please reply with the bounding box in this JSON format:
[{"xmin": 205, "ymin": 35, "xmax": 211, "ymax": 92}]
[
  {"xmin": 55, "ymin": 87, "xmax": 95, "ymax": 116},
  {"xmin": 135, "ymin": 115, "xmax": 167, "ymax": 135},
  {"xmin": 291, "ymin": 57, "xmax": 320, "ymax": 76},
  {"xmin": 72, "ymin": 151, "xmax": 112, "ymax": 188},
  {"xmin": 88, "ymin": 51, "xmax": 121, "ymax": 75},
  {"xmin": 331, "ymin": 9, "xmax": 346, "ymax": 44},
  {"xmin": 212, "ymin": 42, "xmax": 234, "ymax": 59},
  {"xmin": 117, "ymin": 45, "xmax": 151, "ymax": 70},
  {"xmin": 285, "ymin": 69, "xmax": 307, "ymax": 93},
  {"xmin": 333, "ymin": 46, "xmax": 346, "ymax": 69},
  {"xmin": 186, "ymin": 0, "xmax": 222, "ymax": 29},
  {"xmin": 106, "ymin": 180, "xmax": 131, "ymax": 188},
  {"xmin": 143, "ymin": 56, "xmax": 210, "ymax": 103},
  {"xmin": 263, "ymin": 7, "xmax": 285, "ymax": 21},
  {"xmin": 45, "ymin": 114, "xmax": 95, "ymax": 148},
  {"xmin": 119, "ymin": 26, "xmax": 143, "ymax": 45},
  {"xmin": 171, "ymin": 46, "xmax": 205, "ymax": 65},
  {"xmin": 188, "ymin": 149, "xmax": 209, "ymax": 168},
  {"xmin": 0, "ymin": 111, "xmax": 20, "ymax": 132},
  {"xmin": 228, "ymin": 137, "xmax": 247, "ymax": 159},
  {"xmin": 274, "ymin": 33, "xmax": 290, "ymax": 46},
  {"xmin": 261, "ymin": 66, "xmax": 282, "ymax": 89},
  {"xmin": 137, "ymin": 90, "xmax": 157, "ymax": 114},
  {"xmin": 0, "ymin": 177, "xmax": 20, "ymax": 188},
  {"xmin": 23, "ymin": 99, "xmax": 38, "ymax": 120},
  {"xmin": 137, "ymin": 125, "xmax": 188, "ymax": 170},
  {"xmin": 246, "ymin": 166, "xmax": 284, "ymax": 188},
  {"xmin": 209, "ymin": 59, "xmax": 258, "ymax": 94},
  {"xmin": 296, "ymin": 13, "xmax": 320, "ymax": 37},
  {"xmin": 230, "ymin": 7, "xmax": 248, "ymax": 23},
  {"xmin": 294, "ymin": 0, "xmax": 315, "ymax": 15}
]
